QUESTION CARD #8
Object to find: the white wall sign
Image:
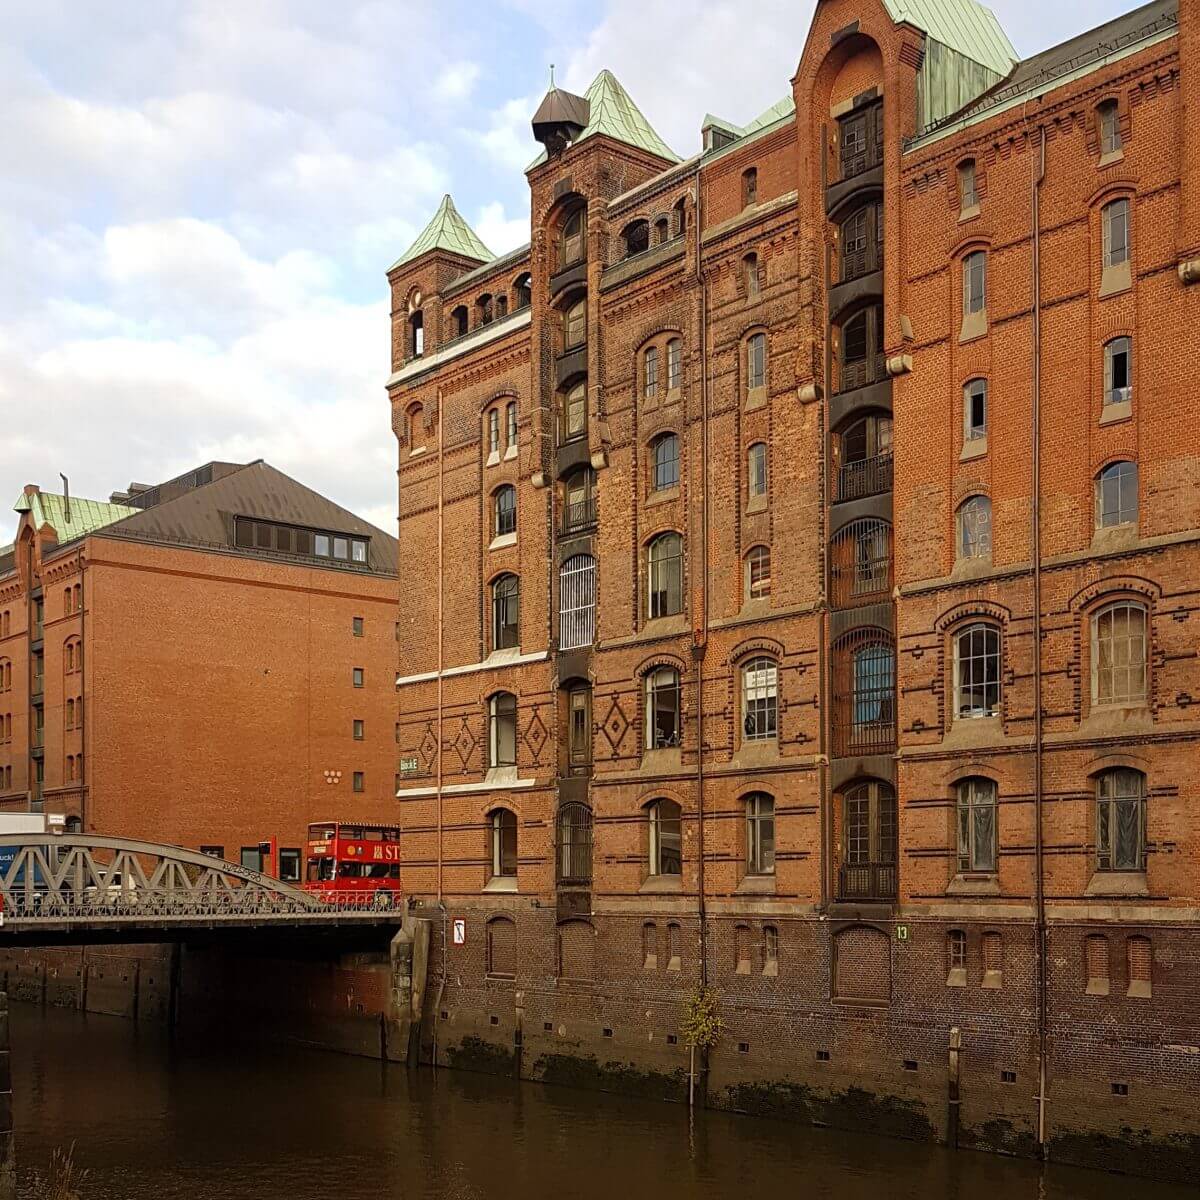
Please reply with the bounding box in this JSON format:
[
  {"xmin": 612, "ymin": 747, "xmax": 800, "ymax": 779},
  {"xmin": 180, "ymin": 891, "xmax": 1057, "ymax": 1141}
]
[{"xmin": 452, "ymin": 918, "xmax": 465, "ymax": 945}]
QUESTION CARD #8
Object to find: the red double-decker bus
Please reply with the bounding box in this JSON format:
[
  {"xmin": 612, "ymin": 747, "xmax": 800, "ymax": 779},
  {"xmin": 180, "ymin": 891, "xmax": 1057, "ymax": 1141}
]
[{"xmin": 304, "ymin": 822, "xmax": 401, "ymax": 908}]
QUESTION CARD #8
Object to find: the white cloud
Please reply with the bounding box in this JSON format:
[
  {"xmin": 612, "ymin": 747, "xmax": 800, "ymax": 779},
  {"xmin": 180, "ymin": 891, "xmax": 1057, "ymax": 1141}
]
[
  {"xmin": 475, "ymin": 202, "xmax": 529, "ymax": 256},
  {"xmin": 433, "ymin": 61, "xmax": 482, "ymax": 103}
]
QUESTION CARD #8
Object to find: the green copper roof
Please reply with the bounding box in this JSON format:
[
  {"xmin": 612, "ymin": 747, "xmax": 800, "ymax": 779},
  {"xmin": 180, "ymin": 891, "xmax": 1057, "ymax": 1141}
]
[
  {"xmin": 389, "ymin": 195, "xmax": 493, "ymax": 272},
  {"xmin": 743, "ymin": 95, "xmax": 796, "ymax": 135},
  {"xmin": 530, "ymin": 70, "xmax": 678, "ymax": 170},
  {"xmin": 884, "ymin": 0, "xmax": 1016, "ymax": 74},
  {"xmin": 14, "ymin": 491, "xmax": 137, "ymax": 543}
]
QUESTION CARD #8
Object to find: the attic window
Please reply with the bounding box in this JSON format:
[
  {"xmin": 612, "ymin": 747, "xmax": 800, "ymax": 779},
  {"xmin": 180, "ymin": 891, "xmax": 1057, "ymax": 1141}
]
[
  {"xmin": 234, "ymin": 517, "xmax": 369, "ymax": 566},
  {"xmin": 742, "ymin": 168, "xmax": 758, "ymax": 208}
]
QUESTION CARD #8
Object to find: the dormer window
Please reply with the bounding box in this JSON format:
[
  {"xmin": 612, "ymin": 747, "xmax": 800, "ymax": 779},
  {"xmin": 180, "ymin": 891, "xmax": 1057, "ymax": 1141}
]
[{"xmin": 234, "ymin": 517, "xmax": 369, "ymax": 565}]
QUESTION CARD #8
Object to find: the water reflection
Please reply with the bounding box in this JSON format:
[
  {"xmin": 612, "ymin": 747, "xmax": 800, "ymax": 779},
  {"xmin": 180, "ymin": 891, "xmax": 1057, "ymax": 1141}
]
[{"xmin": 13, "ymin": 1006, "xmax": 1187, "ymax": 1200}]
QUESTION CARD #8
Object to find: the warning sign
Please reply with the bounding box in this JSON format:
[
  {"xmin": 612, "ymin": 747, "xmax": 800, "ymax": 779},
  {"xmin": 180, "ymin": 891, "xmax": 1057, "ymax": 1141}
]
[{"xmin": 452, "ymin": 918, "xmax": 465, "ymax": 945}]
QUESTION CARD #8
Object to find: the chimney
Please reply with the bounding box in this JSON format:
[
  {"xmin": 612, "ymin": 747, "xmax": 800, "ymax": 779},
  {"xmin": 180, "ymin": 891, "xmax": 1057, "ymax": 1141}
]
[{"xmin": 59, "ymin": 473, "xmax": 70, "ymax": 524}]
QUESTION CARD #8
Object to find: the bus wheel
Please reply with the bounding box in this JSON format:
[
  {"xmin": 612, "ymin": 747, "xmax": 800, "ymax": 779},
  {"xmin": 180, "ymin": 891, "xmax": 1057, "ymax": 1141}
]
[{"xmin": 374, "ymin": 890, "xmax": 394, "ymax": 910}]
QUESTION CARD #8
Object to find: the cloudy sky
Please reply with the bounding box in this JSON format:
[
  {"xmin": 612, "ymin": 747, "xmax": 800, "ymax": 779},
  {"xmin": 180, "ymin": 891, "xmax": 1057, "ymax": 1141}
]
[{"xmin": 2, "ymin": 0, "xmax": 1132, "ymax": 534}]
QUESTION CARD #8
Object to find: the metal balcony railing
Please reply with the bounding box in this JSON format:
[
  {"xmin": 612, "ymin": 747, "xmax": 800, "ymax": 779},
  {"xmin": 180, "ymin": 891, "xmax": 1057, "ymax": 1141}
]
[
  {"xmin": 562, "ymin": 495, "xmax": 597, "ymax": 535},
  {"xmin": 834, "ymin": 452, "xmax": 892, "ymax": 503},
  {"xmin": 838, "ymin": 861, "xmax": 897, "ymax": 901}
]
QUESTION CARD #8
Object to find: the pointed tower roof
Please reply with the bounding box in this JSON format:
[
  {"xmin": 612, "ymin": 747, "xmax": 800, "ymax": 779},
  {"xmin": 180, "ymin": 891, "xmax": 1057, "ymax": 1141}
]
[
  {"xmin": 389, "ymin": 195, "xmax": 493, "ymax": 272},
  {"xmin": 529, "ymin": 69, "xmax": 678, "ymax": 170}
]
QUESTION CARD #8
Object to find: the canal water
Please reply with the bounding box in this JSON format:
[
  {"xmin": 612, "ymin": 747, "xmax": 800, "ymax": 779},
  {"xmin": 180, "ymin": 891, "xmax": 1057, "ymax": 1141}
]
[{"xmin": 13, "ymin": 1005, "xmax": 1191, "ymax": 1200}]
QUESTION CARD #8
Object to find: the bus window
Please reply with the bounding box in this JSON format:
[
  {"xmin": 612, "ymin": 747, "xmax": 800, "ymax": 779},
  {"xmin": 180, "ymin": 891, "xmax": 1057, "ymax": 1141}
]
[
  {"xmin": 308, "ymin": 823, "xmax": 336, "ymax": 841},
  {"xmin": 307, "ymin": 858, "xmax": 335, "ymax": 882}
]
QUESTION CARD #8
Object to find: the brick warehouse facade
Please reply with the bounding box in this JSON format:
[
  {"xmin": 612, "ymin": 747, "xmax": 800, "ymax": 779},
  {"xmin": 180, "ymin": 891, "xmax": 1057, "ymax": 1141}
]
[
  {"xmin": 387, "ymin": 0, "xmax": 1200, "ymax": 1178},
  {"xmin": 0, "ymin": 460, "xmax": 400, "ymax": 870}
]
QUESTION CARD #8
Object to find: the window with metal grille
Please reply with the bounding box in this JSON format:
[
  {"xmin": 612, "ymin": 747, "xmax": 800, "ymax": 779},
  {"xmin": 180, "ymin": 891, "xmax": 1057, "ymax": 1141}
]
[
  {"xmin": 491, "ymin": 574, "xmax": 519, "ymax": 651},
  {"xmin": 1095, "ymin": 460, "xmax": 1137, "ymax": 527},
  {"xmin": 488, "ymin": 694, "xmax": 517, "ymax": 769},
  {"xmin": 1103, "ymin": 337, "xmax": 1131, "ymax": 405},
  {"xmin": 487, "ymin": 915, "xmax": 515, "ymax": 976},
  {"xmin": 964, "ymin": 379, "xmax": 987, "ymax": 440},
  {"xmin": 957, "ymin": 496, "xmax": 992, "ymax": 560},
  {"xmin": 561, "ymin": 380, "xmax": 587, "ymax": 442},
  {"xmin": 745, "ymin": 792, "xmax": 775, "ymax": 875},
  {"xmin": 494, "ymin": 485, "xmax": 516, "ymax": 537},
  {"xmin": 954, "ymin": 622, "xmax": 1000, "ymax": 718},
  {"xmin": 566, "ymin": 685, "xmax": 592, "ymax": 774},
  {"xmin": 645, "ymin": 667, "xmax": 682, "ymax": 749},
  {"xmin": 832, "ymin": 632, "xmax": 894, "ymax": 755},
  {"xmin": 1097, "ymin": 768, "xmax": 1146, "ymax": 871},
  {"xmin": 558, "ymin": 554, "xmax": 595, "ymax": 650},
  {"xmin": 841, "ymin": 781, "xmax": 897, "ymax": 899},
  {"xmin": 747, "ymin": 442, "xmax": 768, "ymax": 499},
  {"xmin": 643, "ymin": 345, "xmax": 659, "ymax": 399},
  {"xmin": 667, "ymin": 338, "xmax": 682, "ymax": 390},
  {"xmin": 490, "ymin": 809, "xmax": 517, "ymax": 877},
  {"xmin": 1092, "ymin": 602, "xmax": 1147, "ymax": 705},
  {"xmin": 962, "ymin": 251, "xmax": 986, "ymax": 315},
  {"xmin": 1103, "ymin": 199, "xmax": 1129, "ymax": 269},
  {"xmin": 1099, "ymin": 100, "xmax": 1121, "ymax": 155},
  {"xmin": 564, "ymin": 296, "xmax": 586, "ymax": 348},
  {"xmin": 649, "ymin": 799, "xmax": 682, "ymax": 875},
  {"xmin": 557, "ymin": 802, "xmax": 593, "ymax": 883},
  {"xmin": 746, "ymin": 332, "xmax": 767, "ymax": 392},
  {"xmin": 745, "ymin": 546, "xmax": 771, "ymax": 601},
  {"xmin": 959, "ymin": 159, "xmax": 978, "ymax": 209},
  {"xmin": 957, "ymin": 777, "xmax": 998, "ymax": 872},
  {"xmin": 647, "ymin": 533, "xmax": 683, "ymax": 619},
  {"xmin": 651, "ymin": 433, "xmax": 679, "ymax": 491},
  {"xmin": 830, "ymin": 518, "xmax": 891, "ymax": 607},
  {"xmin": 741, "ymin": 657, "xmax": 777, "ymax": 741}
]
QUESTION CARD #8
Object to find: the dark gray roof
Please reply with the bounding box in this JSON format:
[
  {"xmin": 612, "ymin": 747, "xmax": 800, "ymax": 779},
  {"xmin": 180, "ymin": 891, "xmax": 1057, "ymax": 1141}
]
[
  {"xmin": 96, "ymin": 460, "xmax": 398, "ymax": 576},
  {"xmin": 916, "ymin": 0, "xmax": 1178, "ymax": 141}
]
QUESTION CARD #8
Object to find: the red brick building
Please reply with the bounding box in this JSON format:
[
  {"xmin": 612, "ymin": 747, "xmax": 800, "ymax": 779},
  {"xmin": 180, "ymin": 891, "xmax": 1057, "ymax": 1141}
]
[
  {"xmin": 0, "ymin": 460, "xmax": 399, "ymax": 880},
  {"xmin": 387, "ymin": 0, "xmax": 1200, "ymax": 1175}
]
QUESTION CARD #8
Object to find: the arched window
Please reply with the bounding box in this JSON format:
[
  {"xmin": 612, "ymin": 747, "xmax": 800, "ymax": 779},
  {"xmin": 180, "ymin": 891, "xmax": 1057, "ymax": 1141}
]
[
  {"xmin": 643, "ymin": 345, "xmax": 659, "ymax": 400},
  {"xmin": 853, "ymin": 641, "xmax": 893, "ymax": 732},
  {"xmin": 833, "ymin": 632, "xmax": 894, "ymax": 755},
  {"xmin": 451, "ymin": 305, "xmax": 468, "ymax": 336},
  {"xmin": 66, "ymin": 698, "xmax": 75, "ymax": 730},
  {"xmin": 745, "ymin": 792, "xmax": 775, "ymax": 875},
  {"xmin": 963, "ymin": 378, "xmax": 987, "ymax": 441},
  {"xmin": 64, "ymin": 587, "xmax": 73, "ymax": 615},
  {"xmin": 1097, "ymin": 768, "xmax": 1146, "ymax": 871},
  {"xmin": 958, "ymin": 159, "xmax": 978, "ymax": 209},
  {"xmin": 505, "ymin": 401, "xmax": 517, "ymax": 448},
  {"xmin": 513, "ymin": 273, "xmax": 532, "ymax": 310},
  {"xmin": 487, "ymin": 407, "xmax": 501, "ymax": 455},
  {"xmin": 838, "ymin": 303, "xmax": 883, "ymax": 391},
  {"xmin": 564, "ymin": 295, "xmax": 586, "ymax": 348},
  {"xmin": 745, "ymin": 546, "xmax": 771, "ymax": 601},
  {"xmin": 957, "ymin": 496, "xmax": 992, "ymax": 560},
  {"xmin": 742, "ymin": 167, "xmax": 758, "ymax": 207},
  {"xmin": 408, "ymin": 309, "xmax": 424, "ymax": 358},
  {"xmin": 954, "ymin": 622, "xmax": 1000, "ymax": 718},
  {"xmin": 0, "ymin": 660, "xmax": 10, "ymax": 692},
  {"xmin": 558, "ymin": 802, "xmax": 593, "ymax": 883},
  {"xmin": 494, "ymin": 485, "xmax": 516, "ymax": 537},
  {"xmin": 560, "ymin": 206, "xmax": 585, "ymax": 268},
  {"xmin": 1092, "ymin": 602, "xmax": 1147, "ymax": 705},
  {"xmin": 830, "ymin": 518, "xmax": 891, "ymax": 606},
  {"xmin": 744, "ymin": 253, "xmax": 760, "ymax": 297},
  {"xmin": 1103, "ymin": 337, "xmax": 1132, "ymax": 406},
  {"xmin": 645, "ymin": 667, "xmax": 681, "ymax": 749},
  {"xmin": 647, "ymin": 533, "xmax": 683, "ymax": 619},
  {"xmin": 487, "ymin": 915, "xmax": 515, "ymax": 975},
  {"xmin": 562, "ymin": 467, "xmax": 596, "ymax": 535},
  {"xmin": 746, "ymin": 332, "xmax": 767, "ymax": 393},
  {"xmin": 491, "ymin": 575, "xmax": 519, "ymax": 651},
  {"xmin": 1098, "ymin": 100, "xmax": 1121, "ymax": 155},
  {"xmin": 488, "ymin": 694, "xmax": 517, "ymax": 769},
  {"xmin": 495, "ymin": 294, "xmax": 508, "ymax": 319},
  {"xmin": 747, "ymin": 442, "xmax": 767, "ymax": 499},
  {"xmin": 654, "ymin": 216, "xmax": 670, "ymax": 244},
  {"xmin": 565, "ymin": 684, "xmax": 592, "ymax": 774},
  {"xmin": 476, "ymin": 294, "xmax": 494, "ymax": 326},
  {"xmin": 560, "ymin": 380, "xmax": 587, "ymax": 442},
  {"xmin": 841, "ymin": 780, "xmax": 897, "ymax": 900},
  {"xmin": 559, "ymin": 554, "xmax": 596, "ymax": 650},
  {"xmin": 65, "ymin": 815, "xmax": 82, "ymax": 834},
  {"xmin": 1095, "ymin": 460, "xmax": 1137, "ymax": 527},
  {"xmin": 962, "ymin": 251, "xmax": 986, "ymax": 315},
  {"xmin": 648, "ymin": 799, "xmax": 682, "ymax": 876},
  {"xmin": 650, "ymin": 433, "xmax": 679, "ymax": 492},
  {"xmin": 957, "ymin": 777, "xmax": 998, "ymax": 873},
  {"xmin": 673, "ymin": 196, "xmax": 687, "ymax": 237},
  {"xmin": 1102, "ymin": 199, "xmax": 1129, "ymax": 268},
  {"xmin": 667, "ymin": 337, "xmax": 682, "ymax": 391},
  {"xmin": 741, "ymin": 657, "xmax": 777, "ymax": 742},
  {"xmin": 407, "ymin": 404, "xmax": 424, "ymax": 451},
  {"xmin": 623, "ymin": 220, "xmax": 649, "ymax": 258}
]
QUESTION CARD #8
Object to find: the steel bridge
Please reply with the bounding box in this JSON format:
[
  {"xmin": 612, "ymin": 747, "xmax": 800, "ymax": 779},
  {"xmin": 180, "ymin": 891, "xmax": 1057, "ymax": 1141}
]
[{"xmin": 0, "ymin": 834, "xmax": 404, "ymax": 944}]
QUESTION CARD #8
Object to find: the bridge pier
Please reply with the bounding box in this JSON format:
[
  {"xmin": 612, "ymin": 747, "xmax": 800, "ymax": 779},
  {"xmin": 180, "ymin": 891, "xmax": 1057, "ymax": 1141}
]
[{"xmin": 384, "ymin": 917, "xmax": 430, "ymax": 1064}]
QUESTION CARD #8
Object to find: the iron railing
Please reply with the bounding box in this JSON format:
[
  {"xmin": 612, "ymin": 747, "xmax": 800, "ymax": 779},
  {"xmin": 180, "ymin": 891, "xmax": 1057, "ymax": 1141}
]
[
  {"xmin": 829, "ymin": 519, "xmax": 893, "ymax": 609},
  {"xmin": 838, "ymin": 862, "xmax": 897, "ymax": 901},
  {"xmin": 834, "ymin": 452, "xmax": 892, "ymax": 503},
  {"xmin": 562, "ymin": 495, "xmax": 597, "ymax": 535}
]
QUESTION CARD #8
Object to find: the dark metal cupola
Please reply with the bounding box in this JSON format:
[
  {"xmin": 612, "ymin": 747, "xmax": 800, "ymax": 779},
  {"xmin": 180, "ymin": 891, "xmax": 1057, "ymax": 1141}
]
[{"xmin": 531, "ymin": 67, "xmax": 590, "ymax": 157}]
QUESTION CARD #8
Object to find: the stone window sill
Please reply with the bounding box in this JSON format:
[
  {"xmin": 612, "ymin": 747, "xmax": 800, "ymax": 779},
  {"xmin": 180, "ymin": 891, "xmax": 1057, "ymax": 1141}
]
[
  {"xmin": 1099, "ymin": 399, "xmax": 1132, "ymax": 425},
  {"xmin": 640, "ymin": 874, "xmax": 682, "ymax": 895},
  {"xmin": 410, "ymin": 446, "xmax": 427, "ymax": 457},
  {"xmin": 731, "ymin": 740, "xmax": 779, "ymax": 770},
  {"xmin": 483, "ymin": 876, "xmax": 517, "ymax": 894},
  {"xmin": 642, "ymin": 613, "xmax": 688, "ymax": 638},
  {"xmin": 1090, "ymin": 523, "xmax": 1137, "ymax": 554},
  {"xmin": 1098, "ymin": 149, "xmax": 1125, "ymax": 169},
  {"xmin": 958, "ymin": 204, "xmax": 980, "ymax": 223},
  {"xmin": 950, "ymin": 555, "xmax": 992, "ymax": 583},
  {"xmin": 745, "ymin": 387, "xmax": 768, "ymax": 412},
  {"xmin": 1085, "ymin": 870, "xmax": 1148, "ymax": 898},
  {"xmin": 746, "ymin": 494, "xmax": 768, "ymax": 515},
  {"xmin": 666, "ymin": 956, "xmax": 681, "ymax": 972},
  {"xmin": 643, "ymin": 955, "xmax": 657, "ymax": 971},
  {"xmin": 960, "ymin": 435, "xmax": 987, "ymax": 462},
  {"xmin": 641, "ymin": 747, "xmax": 683, "ymax": 773},
  {"xmin": 1085, "ymin": 977, "xmax": 1110, "ymax": 997},
  {"xmin": 485, "ymin": 450, "xmax": 500, "ymax": 467},
  {"xmin": 645, "ymin": 486, "xmax": 680, "ymax": 508},
  {"xmin": 945, "ymin": 873, "xmax": 1000, "ymax": 897},
  {"xmin": 1100, "ymin": 262, "xmax": 1131, "ymax": 299},
  {"xmin": 503, "ymin": 444, "xmax": 518, "ymax": 461},
  {"xmin": 665, "ymin": 387, "xmax": 682, "ymax": 404},
  {"xmin": 982, "ymin": 970, "xmax": 1003, "ymax": 990},
  {"xmin": 489, "ymin": 532, "xmax": 517, "ymax": 551},
  {"xmin": 946, "ymin": 968, "xmax": 967, "ymax": 988},
  {"xmin": 763, "ymin": 960, "xmax": 778, "ymax": 978},
  {"xmin": 1078, "ymin": 705, "xmax": 1151, "ymax": 739},
  {"xmin": 735, "ymin": 960, "xmax": 751, "ymax": 976},
  {"xmin": 959, "ymin": 309, "xmax": 987, "ymax": 344},
  {"xmin": 942, "ymin": 715, "xmax": 1002, "ymax": 752},
  {"xmin": 1127, "ymin": 980, "xmax": 1151, "ymax": 999},
  {"xmin": 484, "ymin": 765, "xmax": 518, "ymax": 786},
  {"xmin": 736, "ymin": 873, "xmax": 776, "ymax": 895}
]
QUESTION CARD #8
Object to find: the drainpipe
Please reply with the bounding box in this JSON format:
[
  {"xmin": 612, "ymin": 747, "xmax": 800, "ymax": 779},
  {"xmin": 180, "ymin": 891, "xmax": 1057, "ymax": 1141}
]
[
  {"xmin": 1031, "ymin": 125, "xmax": 1049, "ymax": 1154},
  {"xmin": 692, "ymin": 166, "xmax": 709, "ymax": 992},
  {"xmin": 436, "ymin": 386, "xmax": 445, "ymax": 904}
]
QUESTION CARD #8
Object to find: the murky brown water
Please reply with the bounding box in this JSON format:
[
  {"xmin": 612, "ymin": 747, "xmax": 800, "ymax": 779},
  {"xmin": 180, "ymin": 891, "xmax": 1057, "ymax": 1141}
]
[{"xmin": 12, "ymin": 1004, "xmax": 1190, "ymax": 1200}]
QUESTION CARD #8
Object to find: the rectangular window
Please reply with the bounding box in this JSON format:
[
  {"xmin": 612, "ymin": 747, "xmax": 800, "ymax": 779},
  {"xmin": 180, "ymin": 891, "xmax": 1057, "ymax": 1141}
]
[
  {"xmin": 963, "ymin": 252, "xmax": 986, "ymax": 315},
  {"xmin": 506, "ymin": 402, "xmax": 517, "ymax": 446},
  {"xmin": 353, "ymin": 719, "xmax": 364, "ymax": 740},
  {"xmin": 351, "ymin": 540, "xmax": 367, "ymax": 563},
  {"xmin": 959, "ymin": 161, "xmax": 978, "ymax": 210},
  {"xmin": 353, "ymin": 668, "xmax": 364, "ymax": 688},
  {"xmin": 748, "ymin": 443, "xmax": 768, "ymax": 498},
  {"xmin": 568, "ymin": 688, "xmax": 591, "ymax": 772},
  {"xmin": 200, "ymin": 845, "xmax": 225, "ymax": 860},
  {"xmin": 1100, "ymin": 102, "xmax": 1121, "ymax": 156},
  {"xmin": 332, "ymin": 537, "xmax": 349, "ymax": 560},
  {"xmin": 489, "ymin": 408, "xmax": 500, "ymax": 454},
  {"xmin": 644, "ymin": 347, "xmax": 659, "ymax": 399},
  {"xmin": 1104, "ymin": 338, "xmax": 1131, "ymax": 405},
  {"xmin": 667, "ymin": 339, "xmax": 682, "ymax": 391},
  {"xmin": 314, "ymin": 534, "xmax": 331, "ymax": 557},
  {"xmin": 1103, "ymin": 200, "xmax": 1129, "ymax": 268},
  {"xmin": 353, "ymin": 771, "xmax": 364, "ymax": 793},
  {"xmin": 747, "ymin": 334, "xmax": 766, "ymax": 391},
  {"xmin": 352, "ymin": 616, "xmax": 364, "ymax": 636},
  {"xmin": 957, "ymin": 779, "xmax": 997, "ymax": 872},
  {"xmin": 278, "ymin": 848, "xmax": 301, "ymax": 882},
  {"xmin": 964, "ymin": 380, "xmax": 987, "ymax": 440},
  {"xmin": 240, "ymin": 847, "xmax": 264, "ymax": 873},
  {"xmin": 746, "ymin": 794, "xmax": 775, "ymax": 875}
]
